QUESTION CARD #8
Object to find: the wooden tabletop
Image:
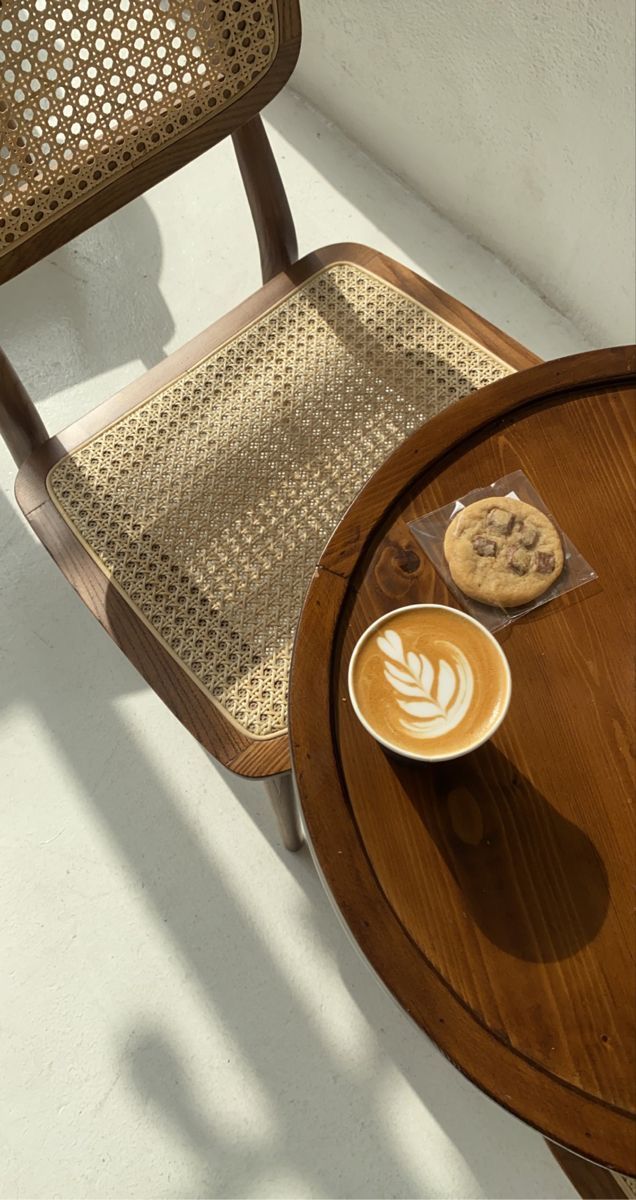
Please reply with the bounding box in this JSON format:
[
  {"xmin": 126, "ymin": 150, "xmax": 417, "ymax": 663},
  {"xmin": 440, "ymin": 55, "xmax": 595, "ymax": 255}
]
[{"xmin": 290, "ymin": 347, "xmax": 636, "ymax": 1172}]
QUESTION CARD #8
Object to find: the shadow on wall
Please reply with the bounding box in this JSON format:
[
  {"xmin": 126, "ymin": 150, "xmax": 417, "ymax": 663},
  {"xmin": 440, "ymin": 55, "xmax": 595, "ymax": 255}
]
[
  {"xmin": 0, "ymin": 487, "xmax": 568, "ymax": 1199},
  {"xmin": 0, "ymin": 197, "xmax": 174, "ymax": 404}
]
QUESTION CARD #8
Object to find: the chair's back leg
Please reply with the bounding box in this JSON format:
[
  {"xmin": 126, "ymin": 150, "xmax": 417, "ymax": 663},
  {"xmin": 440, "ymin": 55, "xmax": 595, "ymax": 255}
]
[
  {"xmin": 0, "ymin": 347, "xmax": 48, "ymax": 467},
  {"xmin": 232, "ymin": 115, "xmax": 298, "ymax": 284}
]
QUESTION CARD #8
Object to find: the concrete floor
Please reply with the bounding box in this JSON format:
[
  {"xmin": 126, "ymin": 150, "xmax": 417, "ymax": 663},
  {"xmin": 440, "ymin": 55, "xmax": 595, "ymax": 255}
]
[{"xmin": 0, "ymin": 91, "xmax": 588, "ymax": 1199}]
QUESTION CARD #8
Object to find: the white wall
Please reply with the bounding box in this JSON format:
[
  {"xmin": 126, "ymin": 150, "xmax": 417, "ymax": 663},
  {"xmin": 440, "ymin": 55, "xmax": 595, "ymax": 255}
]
[{"xmin": 292, "ymin": 0, "xmax": 636, "ymax": 347}]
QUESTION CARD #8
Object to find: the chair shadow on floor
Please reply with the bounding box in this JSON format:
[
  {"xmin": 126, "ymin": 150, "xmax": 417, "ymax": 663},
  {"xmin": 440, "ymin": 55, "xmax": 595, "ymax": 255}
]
[
  {"xmin": 0, "ymin": 487, "xmax": 572, "ymax": 1200},
  {"xmin": 0, "ymin": 197, "xmax": 174, "ymax": 402}
]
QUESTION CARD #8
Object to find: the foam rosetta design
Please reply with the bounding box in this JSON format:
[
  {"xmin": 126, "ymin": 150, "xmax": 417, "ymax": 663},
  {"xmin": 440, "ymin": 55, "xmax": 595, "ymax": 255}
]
[{"xmin": 378, "ymin": 628, "xmax": 474, "ymax": 740}]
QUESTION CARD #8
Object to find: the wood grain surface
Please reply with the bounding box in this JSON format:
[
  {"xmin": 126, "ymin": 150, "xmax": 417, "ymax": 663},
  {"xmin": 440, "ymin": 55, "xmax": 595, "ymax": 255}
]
[
  {"xmin": 290, "ymin": 347, "xmax": 636, "ymax": 1169},
  {"xmin": 14, "ymin": 243, "xmax": 538, "ymax": 779}
]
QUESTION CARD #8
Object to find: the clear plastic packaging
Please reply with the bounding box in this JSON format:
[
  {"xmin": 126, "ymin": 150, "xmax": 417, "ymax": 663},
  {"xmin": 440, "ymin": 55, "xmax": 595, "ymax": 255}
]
[{"xmin": 408, "ymin": 470, "xmax": 597, "ymax": 631}]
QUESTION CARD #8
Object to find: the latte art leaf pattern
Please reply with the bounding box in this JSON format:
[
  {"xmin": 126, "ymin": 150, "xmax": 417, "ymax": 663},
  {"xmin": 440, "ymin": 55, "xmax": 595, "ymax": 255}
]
[{"xmin": 377, "ymin": 629, "xmax": 474, "ymax": 740}]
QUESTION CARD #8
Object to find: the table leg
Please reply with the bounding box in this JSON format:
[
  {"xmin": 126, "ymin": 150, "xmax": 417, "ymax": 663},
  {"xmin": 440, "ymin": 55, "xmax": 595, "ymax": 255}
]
[
  {"xmin": 264, "ymin": 773, "xmax": 303, "ymax": 852},
  {"xmin": 547, "ymin": 1141, "xmax": 634, "ymax": 1199}
]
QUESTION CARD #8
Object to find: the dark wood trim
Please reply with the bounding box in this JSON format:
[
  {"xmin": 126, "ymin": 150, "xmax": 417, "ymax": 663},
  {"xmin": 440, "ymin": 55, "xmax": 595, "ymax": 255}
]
[
  {"xmin": 0, "ymin": 346, "xmax": 49, "ymax": 467},
  {"xmin": 0, "ymin": 1, "xmax": 302, "ymax": 285},
  {"xmin": 548, "ymin": 1143, "xmax": 631, "ymax": 1199},
  {"xmin": 232, "ymin": 115, "xmax": 298, "ymax": 283},
  {"xmin": 290, "ymin": 347, "xmax": 636, "ymax": 1168},
  {"xmin": 14, "ymin": 242, "xmax": 541, "ymax": 778}
]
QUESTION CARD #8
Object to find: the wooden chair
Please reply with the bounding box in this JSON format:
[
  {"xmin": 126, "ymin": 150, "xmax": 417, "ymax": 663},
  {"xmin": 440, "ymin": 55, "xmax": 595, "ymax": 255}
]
[{"xmin": 0, "ymin": 0, "xmax": 539, "ymax": 850}]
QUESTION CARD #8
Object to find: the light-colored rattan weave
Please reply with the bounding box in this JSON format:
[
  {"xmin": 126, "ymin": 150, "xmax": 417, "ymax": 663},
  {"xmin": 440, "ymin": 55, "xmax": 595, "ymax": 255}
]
[
  {"xmin": 48, "ymin": 262, "xmax": 514, "ymax": 739},
  {"xmin": 0, "ymin": 0, "xmax": 278, "ymax": 255}
]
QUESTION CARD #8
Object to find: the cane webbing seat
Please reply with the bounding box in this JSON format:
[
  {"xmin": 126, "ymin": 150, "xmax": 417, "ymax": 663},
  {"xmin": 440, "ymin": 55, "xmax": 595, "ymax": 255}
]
[{"xmin": 46, "ymin": 259, "xmax": 514, "ymax": 741}]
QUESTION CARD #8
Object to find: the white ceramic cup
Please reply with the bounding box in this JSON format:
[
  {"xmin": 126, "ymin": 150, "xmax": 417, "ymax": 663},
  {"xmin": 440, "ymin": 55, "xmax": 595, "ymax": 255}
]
[{"xmin": 347, "ymin": 603, "xmax": 512, "ymax": 762}]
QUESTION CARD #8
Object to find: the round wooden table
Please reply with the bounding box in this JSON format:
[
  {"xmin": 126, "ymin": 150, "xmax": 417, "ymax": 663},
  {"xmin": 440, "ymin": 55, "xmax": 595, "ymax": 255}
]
[{"xmin": 290, "ymin": 347, "xmax": 636, "ymax": 1175}]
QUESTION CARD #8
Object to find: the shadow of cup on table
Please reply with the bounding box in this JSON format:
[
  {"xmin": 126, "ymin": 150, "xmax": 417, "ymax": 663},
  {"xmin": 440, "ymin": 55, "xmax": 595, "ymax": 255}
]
[{"xmin": 399, "ymin": 742, "xmax": 609, "ymax": 963}]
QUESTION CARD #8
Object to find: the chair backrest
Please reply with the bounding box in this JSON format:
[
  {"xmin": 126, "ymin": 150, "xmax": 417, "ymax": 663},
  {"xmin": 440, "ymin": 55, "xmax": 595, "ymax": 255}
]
[{"xmin": 0, "ymin": 0, "xmax": 301, "ymax": 283}]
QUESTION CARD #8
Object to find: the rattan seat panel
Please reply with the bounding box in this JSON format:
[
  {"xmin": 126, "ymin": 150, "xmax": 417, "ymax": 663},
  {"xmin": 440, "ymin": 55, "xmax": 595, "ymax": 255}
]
[
  {"xmin": 0, "ymin": 0, "xmax": 278, "ymax": 257},
  {"xmin": 47, "ymin": 262, "xmax": 514, "ymax": 739}
]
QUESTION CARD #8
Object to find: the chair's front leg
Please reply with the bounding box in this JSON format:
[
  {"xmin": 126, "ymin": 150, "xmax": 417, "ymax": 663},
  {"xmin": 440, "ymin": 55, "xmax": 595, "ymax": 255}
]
[{"xmin": 264, "ymin": 773, "xmax": 303, "ymax": 851}]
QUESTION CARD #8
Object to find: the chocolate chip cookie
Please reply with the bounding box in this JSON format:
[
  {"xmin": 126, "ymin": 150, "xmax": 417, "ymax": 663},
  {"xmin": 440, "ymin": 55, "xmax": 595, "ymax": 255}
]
[{"xmin": 443, "ymin": 497, "xmax": 564, "ymax": 607}]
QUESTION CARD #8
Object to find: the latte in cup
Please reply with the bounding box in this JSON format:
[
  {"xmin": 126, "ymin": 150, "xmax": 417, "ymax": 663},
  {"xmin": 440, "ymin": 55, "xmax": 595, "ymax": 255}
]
[{"xmin": 348, "ymin": 604, "xmax": 511, "ymax": 761}]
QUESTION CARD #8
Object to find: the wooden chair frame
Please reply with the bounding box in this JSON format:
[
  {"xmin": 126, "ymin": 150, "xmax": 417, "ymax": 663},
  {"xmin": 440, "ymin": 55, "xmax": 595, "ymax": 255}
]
[
  {"xmin": 0, "ymin": 0, "xmax": 538, "ymax": 860},
  {"xmin": 0, "ymin": 0, "xmax": 303, "ymax": 846}
]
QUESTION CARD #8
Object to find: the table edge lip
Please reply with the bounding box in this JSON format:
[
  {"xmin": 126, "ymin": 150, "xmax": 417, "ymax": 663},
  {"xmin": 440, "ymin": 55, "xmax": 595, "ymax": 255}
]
[{"xmin": 290, "ymin": 346, "xmax": 636, "ymax": 1170}]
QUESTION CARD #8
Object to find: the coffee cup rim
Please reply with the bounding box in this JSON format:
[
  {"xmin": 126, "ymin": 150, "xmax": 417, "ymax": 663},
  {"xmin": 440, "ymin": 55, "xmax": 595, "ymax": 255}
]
[{"xmin": 347, "ymin": 603, "xmax": 512, "ymax": 762}]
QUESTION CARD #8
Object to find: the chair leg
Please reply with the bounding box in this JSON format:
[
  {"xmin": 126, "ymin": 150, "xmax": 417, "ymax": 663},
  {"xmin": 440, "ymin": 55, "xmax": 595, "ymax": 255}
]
[
  {"xmin": 0, "ymin": 346, "xmax": 48, "ymax": 467},
  {"xmin": 546, "ymin": 1140, "xmax": 631, "ymax": 1198},
  {"xmin": 264, "ymin": 773, "xmax": 303, "ymax": 852}
]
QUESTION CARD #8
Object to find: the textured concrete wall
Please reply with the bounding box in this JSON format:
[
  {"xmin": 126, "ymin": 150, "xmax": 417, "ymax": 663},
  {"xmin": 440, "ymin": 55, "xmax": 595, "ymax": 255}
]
[{"xmin": 292, "ymin": 0, "xmax": 636, "ymax": 346}]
